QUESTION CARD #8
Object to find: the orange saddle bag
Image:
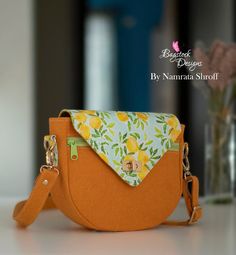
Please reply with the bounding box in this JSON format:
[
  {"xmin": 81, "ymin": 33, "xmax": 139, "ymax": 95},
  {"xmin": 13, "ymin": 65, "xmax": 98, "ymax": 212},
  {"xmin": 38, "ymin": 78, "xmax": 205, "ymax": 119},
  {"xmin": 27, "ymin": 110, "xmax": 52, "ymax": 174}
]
[{"xmin": 13, "ymin": 110, "xmax": 202, "ymax": 231}]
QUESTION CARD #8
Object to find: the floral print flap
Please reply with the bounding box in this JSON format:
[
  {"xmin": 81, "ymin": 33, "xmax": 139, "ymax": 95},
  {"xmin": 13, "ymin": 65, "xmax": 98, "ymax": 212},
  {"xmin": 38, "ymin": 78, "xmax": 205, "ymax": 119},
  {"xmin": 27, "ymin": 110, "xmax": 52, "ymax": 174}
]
[{"xmin": 60, "ymin": 109, "xmax": 182, "ymax": 187}]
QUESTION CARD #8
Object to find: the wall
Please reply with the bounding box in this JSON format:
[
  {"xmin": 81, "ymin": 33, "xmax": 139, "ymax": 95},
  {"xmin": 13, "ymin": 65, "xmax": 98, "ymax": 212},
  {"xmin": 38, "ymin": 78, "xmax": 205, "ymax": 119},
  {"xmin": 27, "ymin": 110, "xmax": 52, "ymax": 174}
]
[{"xmin": 0, "ymin": 0, "xmax": 33, "ymax": 196}]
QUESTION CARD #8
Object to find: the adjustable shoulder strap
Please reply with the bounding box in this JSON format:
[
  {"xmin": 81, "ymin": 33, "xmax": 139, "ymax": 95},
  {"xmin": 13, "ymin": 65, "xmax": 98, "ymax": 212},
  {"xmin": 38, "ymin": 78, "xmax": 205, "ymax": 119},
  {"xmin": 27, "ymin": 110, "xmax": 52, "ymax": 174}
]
[
  {"xmin": 162, "ymin": 141, "xmax": 202, "ymax": 225},
  {"xmin": 13, "ymin": 167, "xmax": 59, "ymax": 227},
  {"xmin": 163, "ymin": 175, "xmax": 202, "ymax": 226},
  {"xmin": 13, "ymin": 167, "xmax": 202, "ymax": 227}
]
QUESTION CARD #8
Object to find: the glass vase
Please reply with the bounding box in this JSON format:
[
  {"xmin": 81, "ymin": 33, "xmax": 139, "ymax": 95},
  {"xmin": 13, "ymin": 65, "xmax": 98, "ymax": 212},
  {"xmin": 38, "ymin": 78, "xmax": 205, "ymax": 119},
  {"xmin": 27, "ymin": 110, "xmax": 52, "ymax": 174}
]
[{"xmin": 205, "ymin": 117, "xmax": 235, "ymax": 203}]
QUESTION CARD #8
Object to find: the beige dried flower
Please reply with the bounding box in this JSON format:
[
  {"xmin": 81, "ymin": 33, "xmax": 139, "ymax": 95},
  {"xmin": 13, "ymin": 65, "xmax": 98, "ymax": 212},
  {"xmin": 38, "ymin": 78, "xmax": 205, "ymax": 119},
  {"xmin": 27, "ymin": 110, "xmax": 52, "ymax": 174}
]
[{"xmin": 194, "ymin": 40, "xmax": 236, "ymax": 91}]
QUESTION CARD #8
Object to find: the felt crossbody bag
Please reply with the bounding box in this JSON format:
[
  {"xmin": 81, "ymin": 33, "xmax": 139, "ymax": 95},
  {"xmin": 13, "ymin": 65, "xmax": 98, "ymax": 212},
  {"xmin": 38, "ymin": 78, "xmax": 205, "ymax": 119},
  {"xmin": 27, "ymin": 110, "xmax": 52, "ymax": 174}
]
[{"xmin": 13, "ymin": 109, "xmax": 202, "ymax": 231}]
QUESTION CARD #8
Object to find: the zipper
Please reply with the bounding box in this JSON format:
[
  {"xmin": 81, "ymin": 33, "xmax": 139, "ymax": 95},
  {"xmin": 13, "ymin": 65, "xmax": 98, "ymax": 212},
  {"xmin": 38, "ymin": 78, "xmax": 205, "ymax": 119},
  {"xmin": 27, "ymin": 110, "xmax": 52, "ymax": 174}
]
[
  {"xmin": 67, "ymin": 137, "xmax": 89, "ymax": 160},
  {"xmin": 67, "ymin": 136, "xmax": 179, "ymax": 161}
]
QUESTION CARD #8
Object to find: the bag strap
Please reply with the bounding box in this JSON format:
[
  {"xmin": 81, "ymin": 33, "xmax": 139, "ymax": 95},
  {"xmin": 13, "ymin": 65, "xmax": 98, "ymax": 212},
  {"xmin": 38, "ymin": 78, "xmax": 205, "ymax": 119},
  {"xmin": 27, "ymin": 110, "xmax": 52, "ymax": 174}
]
[
  {"xmin": 13, "ymin": 167, "xmax": 59, "ymax": 227},
  {"xmin": 13, "ymin": 166, "xmax": 202, "ymax": 227},
  {"xmin": 163, "ymin": 175, "xmax": 202, "ymax": 226}
]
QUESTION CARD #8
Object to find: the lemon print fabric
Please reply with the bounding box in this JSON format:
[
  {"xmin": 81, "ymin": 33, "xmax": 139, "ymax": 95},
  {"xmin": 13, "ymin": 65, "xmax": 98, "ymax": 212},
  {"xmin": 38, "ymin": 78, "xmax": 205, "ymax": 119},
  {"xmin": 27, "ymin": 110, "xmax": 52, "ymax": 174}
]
[
  {"xmin": 79, "ymin": 124, "xmax": 90, "ymax": 139},
  {"xmin": 89, "ymin": 117, "xmax": 102, "ymax": 129},
  {"xmin": 60, "ymin": 109, "xmax": 182, "ymax": 187},
  {"xmin": 126, "ymin": 137, "xmax": 139, "ymax": 153},
  {"xmin": 116, "ymin": 112, "xmax": 129, "ymax": 122}
]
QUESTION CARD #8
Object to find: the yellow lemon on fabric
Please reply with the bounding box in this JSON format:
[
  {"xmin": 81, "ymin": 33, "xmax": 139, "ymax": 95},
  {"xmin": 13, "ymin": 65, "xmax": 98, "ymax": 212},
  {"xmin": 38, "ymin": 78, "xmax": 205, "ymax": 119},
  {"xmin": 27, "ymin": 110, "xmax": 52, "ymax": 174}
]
[
  {"xmin": 123, "ymin": 155, "xmax": 135, "ymax": 162},
  {"xmin": 116, "ymin": 112, "xmax": 129, "ymax": 122},
  {"xmin": 74, "ymin": 112, "xmax": 87, "ymax": 123},
  {"xmin": 89, "ymin": 117, "xmax": 102, "ymax": 129},
  {"xmin": 99, "ymin": 153, "xmax": 108, "ymax": 164},
  {"xmin": 170, "ymin": 129, "xmax": 180, "ymax": 141},
  {"xmin": 137, "ymin": 165, "xmax": 149, "ymax": 180},
  {"xmin": 167, "ymin": 116, "xmax": 178, "ymax": 128},
  {"xmin": 126, "ymin": 137, "xmax": 139, "ymax": 153},
  {"xmin": 79, "ymin": 124, "xmax": 90, "ymax": 139},
  {"xmin": 136, "ymin": 112, "xmax": 148, "ymax": 121},
  {"xmin": 138, "ymin": 150, "xmax": 149, "ymax": 164},
  {"xmin": 82, "ymin": 110, "xmax": 96, "ymax": 115}
]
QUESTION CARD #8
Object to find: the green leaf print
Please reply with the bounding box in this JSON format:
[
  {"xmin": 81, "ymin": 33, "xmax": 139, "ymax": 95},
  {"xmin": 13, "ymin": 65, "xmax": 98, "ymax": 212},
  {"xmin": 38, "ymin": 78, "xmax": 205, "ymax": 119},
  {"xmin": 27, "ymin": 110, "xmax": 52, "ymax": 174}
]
[
  {"xmin": 100, "ymin": 112, "xmax": 105, "ymax": 119},
  {"xmin": 150, "ymin": 160, "xmax": 155, "ymax": 166},
  {"xmin": 145, "ymin": 140, "xmax": 153, "ymax": 145},
  {"xmin": 104, "ymin": 112, "xmax": 111, "ymax": 119},
  {"xmin": 168, "ymin": 127, "xmax": 173, "ymax": 135},
  {"xmin": 109, "ymin": 128, "xmax": 115, "ymax": 136},
  {"xmin": 128, "ymin": 121, "xmax": 131, "ymax": 131},
  {"xmin": 127, "ymin": 152, "xmax": 135, "ymax": 155},
  {"xmin": 139, "ymin": 142, "xmax": 144, "ymax": 150},
  {"xmin": 153, "ymin": 149, "xmax": 158, "ymax": 155},
  {"xmin": 107, "ymin": 122, "xmax": 115, "ymax": 128},
  {"xmin": 124, "ymin": 146, "xmax": 127, "ymax": 155},
  {"xmin": 94, "ymin": 141, "xmax": 99, "ymax": 150},
  {"xmin": 104, "ymin": 135, "xmax": 112, "ymax": 142},
  {"xmin": 155, "ymin": 127, "xmax": 161, "ymax": 133},
  {"xmin": 144, "ymin": 133, "xmax": 147, "ymax": 141},
  {"xmin": 130, "ymin": 133, "xmax": 137, "ymax": 139},
  {"xmin": 152, "ymin": 155, "xmax": 161, "ymax": 160},
  {"xmin": 101, "ymin": 146, "xmax": 106, "ymax": 154},
  {"xmin": 127, "ymin": 113, "xmax": 134, "ymax": 121},
  {"xmin": 141, "ymin": 121, "xmax": 144, "ymax": 130},
  {"xmin": 119, "ymin": 147, "xmax": 123, "ymax": 157},
  {"xmin": 113, "ymin": 160, "xmax": 121, "ymax": 166},
  {"xmin": 163, "ymin": 124, "xmax": 167, "ymax": 134},
  {"xmin": 112, "ymin": 143, "xmax": 118, "ymax": 149},
  {"xmin": 123, "ymin": 133, "xmax": 127, "ymax": 140},
  {"xmin": 150, "ymin": 147, "xmax": 153, "ymax": 154},
  {"xmin": 155, "ymin": 127, "xmax": 163, "ymax": 138},
  {"xmin": 101, "ymin": 129, "xmax": 107, "ymax": 136}
]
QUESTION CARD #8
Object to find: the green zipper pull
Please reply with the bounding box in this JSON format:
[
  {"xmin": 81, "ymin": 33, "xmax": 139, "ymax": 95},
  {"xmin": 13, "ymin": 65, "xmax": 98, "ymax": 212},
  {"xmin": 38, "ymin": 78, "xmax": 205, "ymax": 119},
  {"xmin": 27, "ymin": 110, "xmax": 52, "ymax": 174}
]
[
  {"xmin": 67, "ymin": 138, "xmax": 79, "ymax": 160},
  {"xmin": 67, "ymin": 137, "xmax": 89, "ymax": 160}
]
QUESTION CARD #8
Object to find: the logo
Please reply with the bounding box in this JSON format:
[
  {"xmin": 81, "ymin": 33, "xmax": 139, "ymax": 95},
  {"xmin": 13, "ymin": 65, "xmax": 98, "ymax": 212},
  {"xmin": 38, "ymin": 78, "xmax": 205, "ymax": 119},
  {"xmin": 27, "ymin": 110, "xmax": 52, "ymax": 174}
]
[
  {"xmin": 150, "ymin": 41, "xmax": 220, "ymax": 82},
  {"xmin": 159, "ymin": 41, "xmax": 202, "ymax": 72},
  {"xmin": 172, "ymin": 40, "xmax": 180, "ymax": 53}
]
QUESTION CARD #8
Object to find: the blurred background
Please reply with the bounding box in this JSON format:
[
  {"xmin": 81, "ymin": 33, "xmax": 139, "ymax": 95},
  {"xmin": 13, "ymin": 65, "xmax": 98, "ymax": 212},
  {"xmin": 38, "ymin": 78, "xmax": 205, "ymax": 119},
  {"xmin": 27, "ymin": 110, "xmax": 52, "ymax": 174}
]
[{"xmin": 0, "ymin": 0, "xmax": 235, "ymax": 197}]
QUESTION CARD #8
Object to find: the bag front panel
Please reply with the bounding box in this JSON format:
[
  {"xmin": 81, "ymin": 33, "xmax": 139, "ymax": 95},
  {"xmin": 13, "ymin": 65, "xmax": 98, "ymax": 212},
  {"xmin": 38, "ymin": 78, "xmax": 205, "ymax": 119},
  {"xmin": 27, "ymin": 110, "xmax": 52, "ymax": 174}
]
[{"xmin": 50, "ymin": 117, "xmax": 184, "ymax": 231}]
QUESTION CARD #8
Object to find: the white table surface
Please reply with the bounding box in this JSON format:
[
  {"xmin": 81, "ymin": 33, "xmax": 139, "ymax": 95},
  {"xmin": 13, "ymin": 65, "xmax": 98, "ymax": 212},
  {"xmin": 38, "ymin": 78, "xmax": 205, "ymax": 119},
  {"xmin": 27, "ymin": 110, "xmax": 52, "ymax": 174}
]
[{"xmin": 0, "ymin": 197, "xmax": 235, "ymax": 255}]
